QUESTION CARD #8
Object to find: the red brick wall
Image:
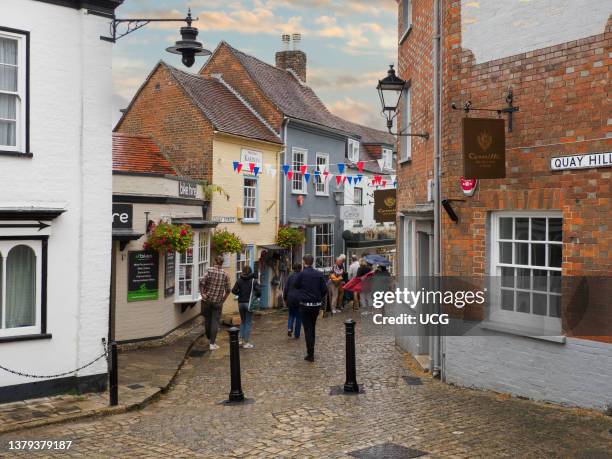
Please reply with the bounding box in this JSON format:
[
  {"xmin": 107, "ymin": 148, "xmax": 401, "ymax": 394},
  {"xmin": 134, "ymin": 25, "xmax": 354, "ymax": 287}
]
[
  {"xmin": 200, "ymin": 44, "xmax": 284, "ymax": 132},
  {"xmin": 115, "ymin": 64, "xmax": 214, "ymax": 181}
]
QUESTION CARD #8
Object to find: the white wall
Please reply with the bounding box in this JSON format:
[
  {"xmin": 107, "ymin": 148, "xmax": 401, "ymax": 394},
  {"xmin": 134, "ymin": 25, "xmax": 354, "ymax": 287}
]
[
  {"xmin": 0, "ymin": 1, "xmax": 112, "ymax": 387},
  {"xmin": 461, "ymin": 0, "xmax": 610, "ymax": 63}
]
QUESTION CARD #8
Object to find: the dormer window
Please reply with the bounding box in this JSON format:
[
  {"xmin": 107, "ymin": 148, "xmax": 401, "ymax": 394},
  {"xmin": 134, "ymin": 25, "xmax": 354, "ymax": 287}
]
[{"xmin": 347, "ymin": 139, "xmax": 359, "ymax": 163}]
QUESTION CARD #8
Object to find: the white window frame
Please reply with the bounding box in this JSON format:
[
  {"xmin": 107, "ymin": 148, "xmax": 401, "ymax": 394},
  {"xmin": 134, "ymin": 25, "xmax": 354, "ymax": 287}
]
[
  {"xmin": 175, "ymin": 231, "xmax": 210, "ymax": 303},
  {"xmin": 353, "ymin": 187, "xmax": 363, "ymax": 227},
  {"xmin": 0, "ymin": 30, "xmax": 27, "ymax": 153},
  {"xmin": 0, "ymin": 239, "xmax": 42, "ymax": 338},
  {"xmin": 400, "ymin": 0, "xmax": 413, "ymax": 41},
  {"xmin": 236, "ymin": 245, "xmax": 254, "ymax": 281},
  {"xmin": 291, "ymin": 147, "xmax": 307, "ymax": 194},
  {"xmin": 347, "ymin": 139, "xmax": 360, "ymax": 163},
  {"xmin": 315, "ymin": 153, "xmax": 329, "ymax": 196},
  {"xmin": 490, "ymin": 211, "xmax": 563, "ymax": 333},
  {"xmin": 243, "ymin": 175, "xmax": 258, "ymax": 222},
  {"xmin": 382, "ymin": 148, "xmax": 393, "ymax": 170},
  {"xmin": 313, "ymin": 223, "xmax": 335, "ymax": 271},
  {"xmin": 400, "ymin": 87, "xmax": 411, "ymax": 161}
]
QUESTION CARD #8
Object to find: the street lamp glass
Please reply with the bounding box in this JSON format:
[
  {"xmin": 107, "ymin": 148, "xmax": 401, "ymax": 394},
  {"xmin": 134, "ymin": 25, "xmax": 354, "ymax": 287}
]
[
  {"xmin": 377, "ymin": 65, "xmax": 406, "ymax": 122},
  {"xmin": 166, "ymin": 11, "xmax": 211, "ymax": 67}
]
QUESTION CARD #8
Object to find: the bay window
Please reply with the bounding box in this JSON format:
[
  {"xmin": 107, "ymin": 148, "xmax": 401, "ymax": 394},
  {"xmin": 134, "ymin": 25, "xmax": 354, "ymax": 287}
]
[
  {"xmin": 0, "ymin": 29, "xmax": 28, "ymax": 153},
  {"xmin": 0, "ymin": 239, "xmax": 44, "ymax": 338},
  {"xmin": 175, "ymin": 231, "xmax": 210, "ymax": 303},
  {"xmin": 491, "ymin": 212, "xmax": 563, "ymax": 332}
]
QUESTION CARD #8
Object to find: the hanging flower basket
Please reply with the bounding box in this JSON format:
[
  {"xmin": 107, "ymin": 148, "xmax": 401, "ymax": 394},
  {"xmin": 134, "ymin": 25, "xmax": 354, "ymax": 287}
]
[
  {"xmin": 144, "ymin": 222, "xmax": 193, "ymax": 254},
  {"xmin": 276, "ymin": 225, "xmax": 305, "ymax": 249},
  {"xmin": 212, "ymin": 229, "xmax": 243, "ymax": 254}
]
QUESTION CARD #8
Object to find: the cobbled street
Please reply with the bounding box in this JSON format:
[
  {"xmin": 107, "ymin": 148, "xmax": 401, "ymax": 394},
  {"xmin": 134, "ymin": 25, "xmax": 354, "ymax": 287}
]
[{"xmin": 1, "ymin": 311, "xmax": 611, "ymax": 458}]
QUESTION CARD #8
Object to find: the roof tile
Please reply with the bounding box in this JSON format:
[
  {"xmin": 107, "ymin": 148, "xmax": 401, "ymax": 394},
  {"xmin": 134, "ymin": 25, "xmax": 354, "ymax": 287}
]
[{"xmin": 112, "ymin": 133, "xmax": 177, "ymax": 176}]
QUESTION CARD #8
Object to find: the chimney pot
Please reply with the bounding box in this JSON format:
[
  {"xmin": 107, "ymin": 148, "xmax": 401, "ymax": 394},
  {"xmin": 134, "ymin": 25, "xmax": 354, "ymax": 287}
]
[{"xmin": 275, "ymin": 33, "xmax": 307, "ymax": 81}]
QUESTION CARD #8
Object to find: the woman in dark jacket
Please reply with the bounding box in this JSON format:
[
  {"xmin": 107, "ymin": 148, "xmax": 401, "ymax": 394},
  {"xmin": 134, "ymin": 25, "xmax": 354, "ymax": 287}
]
[
  {"xmin": 283, "ymin": 263, "xmax": 302, "ymax": 338},
  {"xmin": 231, "ymin": 266, "xmax": 261, "ymax": 348}
]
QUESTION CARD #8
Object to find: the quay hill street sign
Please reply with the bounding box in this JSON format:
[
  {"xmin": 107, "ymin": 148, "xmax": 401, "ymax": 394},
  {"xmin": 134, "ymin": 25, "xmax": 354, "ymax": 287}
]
[
  {"xmin": 462, "ymin": 118, "xmax": 506, "ymax": 179},
  {"xmin": 550, "ymin": 152, "xmax": 612, "ymax": 171}
]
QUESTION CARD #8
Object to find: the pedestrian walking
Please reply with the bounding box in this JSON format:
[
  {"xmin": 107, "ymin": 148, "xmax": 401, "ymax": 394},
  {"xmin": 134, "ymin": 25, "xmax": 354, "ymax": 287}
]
[
  {"xmin": 283, "ymin": 263, "xmax": 302, "ymax": 339},
  {"xmin": 294, "ymin": 254, "xmax": 327, "ymax": 362},
  {"xmin": 231, "ymin": 265, "xmax": 261, "ymax": 349},
  {"xmin": 348, "ymin": 255, "xmax": 360, "ymax": 310},
  {"xmin": 199, "ymin": 255, "xmax": 231, "ymax": 350},
  {"xmin": 358, "ymin": 259, "xmax": 374, "ymax": 311},
  {"xmin": 327, "ymin": 257, "xmax": 345, "ymax": 314}
]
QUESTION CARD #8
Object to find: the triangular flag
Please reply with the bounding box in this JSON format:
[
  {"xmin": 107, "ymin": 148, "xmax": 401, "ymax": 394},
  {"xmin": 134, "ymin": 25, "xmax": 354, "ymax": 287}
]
[
  {"xmin": 236, "ymin": 163, "xmax": 243, "ymax": 174},
  {"xmin": 249, "ymin": 162, "xmax": 256, "ymax": 173},
  {"xmin": 282, "ymin": 164, "xmax": 290, "ymax": 176},
  {"xmin": 304, "ymin": 172, "xmax": 311, "ymax": 183},
  {"xmin": 377, "ymin": 158, "xmax": 385, "ymax": 170},
  {"xmin": 357, "ymin": 161, "xmax": 364, "ymax": 173},
  {"xmin": 314, "ymin": 170, "xmax": 320, "ymax": 176},
  {"xmin": 318, "ymin": 164, "xmax": 326, "ymax": 174},
  {"xmin": 337, "ymin": 163, "xmax": 345, "ymax": 174},
  {"xmin": 335, "ymin": 175, "xmax": 342, "ymax": 185},
  {"xmin": 390, "ymin": 175, "xmax": 396, "ymax": 184},
  {"xmin": 374, "ymin": 175, "xmax": 382, "ymax": 184},
  {"xmin": 382, "ymin": 180, "xmax": 387, "ymax": 187},
  {"xmin": 300, "ymin": 165, "xmax": 307, "ymax": 175},
  {"xmin": 356, "ymin": 174, "xmax": 363, "ymax": 184},
  {"xmin": 327, "ymin": 173, "xmax": 334, "ymax": 182},
  {"xmin": 232, "ymin": 161, "xmax": 240, "ymax": 172},
  {"xmin": 287, "ymin": 170, "xmax": 294, "ymax": 180},
  {"xmin": 253, "ymin": 166, "xmax": 260, "ymax": 177},
  {"xmin": 347, "ymin": 176, "xmax": 353, "ymax": 185}
]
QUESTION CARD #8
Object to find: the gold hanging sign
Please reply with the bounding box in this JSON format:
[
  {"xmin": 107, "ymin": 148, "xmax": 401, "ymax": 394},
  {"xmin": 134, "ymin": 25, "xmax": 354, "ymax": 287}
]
[{"xmin": 462, "ymin": 118, "xmax": 506, "ymax": 179}]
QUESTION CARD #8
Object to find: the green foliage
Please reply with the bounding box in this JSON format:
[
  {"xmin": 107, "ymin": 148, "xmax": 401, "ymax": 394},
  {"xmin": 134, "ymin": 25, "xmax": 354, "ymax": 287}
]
[
  {"xmin": 201, "ymin": 180, "xmax": 230, "ymax": 201},
  {"xmin": 144, "ymin": 222, "xmax": 193, "ymax": 254},
  {"xmin": 276, "ymin": 226, "xmax": 305, "ymax": 249},
  {"xmin": 212, "ymin": 229, "xmax": 243, "ymax": 254}
]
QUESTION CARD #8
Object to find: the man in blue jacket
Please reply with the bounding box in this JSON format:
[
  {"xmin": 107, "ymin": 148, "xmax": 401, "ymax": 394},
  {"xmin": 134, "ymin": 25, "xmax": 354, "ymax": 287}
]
[{"xmin": 293, "ymin": 254, "xmax": 328, "ymax": 362}]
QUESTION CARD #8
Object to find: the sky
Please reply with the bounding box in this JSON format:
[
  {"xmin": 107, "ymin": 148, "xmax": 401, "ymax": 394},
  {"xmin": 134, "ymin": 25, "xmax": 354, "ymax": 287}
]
[{"xmin": 111, "ymin": 0, "xmax": 398, "ymax": 129}]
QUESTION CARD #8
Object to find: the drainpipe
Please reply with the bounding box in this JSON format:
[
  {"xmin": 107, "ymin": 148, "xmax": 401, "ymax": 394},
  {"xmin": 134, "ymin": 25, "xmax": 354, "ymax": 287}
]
[
  {"xmin": 282, "ymin": 118, "xmax": 289, "ymax": 225},
  {"xmin": 431, "ymin": 0, "xmax": 443, "ymax": 378}
]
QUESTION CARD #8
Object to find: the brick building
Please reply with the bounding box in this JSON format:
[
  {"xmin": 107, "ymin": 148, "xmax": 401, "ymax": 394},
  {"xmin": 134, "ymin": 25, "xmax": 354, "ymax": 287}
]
[{"xmin": 395, "ymin": 0, "xmax": 611, "ymax": 410}]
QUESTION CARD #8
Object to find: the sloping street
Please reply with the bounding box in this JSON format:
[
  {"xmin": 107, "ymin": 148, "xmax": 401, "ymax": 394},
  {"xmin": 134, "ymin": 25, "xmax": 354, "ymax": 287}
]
[{"xmin": 2, "ymin": 311, "xmax": 610, "ymax": 458}]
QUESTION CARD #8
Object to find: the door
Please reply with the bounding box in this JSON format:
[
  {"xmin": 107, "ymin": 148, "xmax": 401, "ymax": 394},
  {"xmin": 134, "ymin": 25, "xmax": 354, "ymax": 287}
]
[{"xmin": 416, "ymin": 221, "xmax": 434, "ymax": 356}]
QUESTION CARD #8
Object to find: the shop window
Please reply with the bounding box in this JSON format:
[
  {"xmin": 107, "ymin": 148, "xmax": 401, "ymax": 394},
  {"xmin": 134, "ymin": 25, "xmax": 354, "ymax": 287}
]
[
  {"xmin": 0, "ymin": 30, "xmax": 28, "ymax": 153},
  {"xmin": 314, "ymin": 223, "xmax": 334, "ymax": 270},
  {"xmin": 243, "ymin": 176, "xmax": 258, "ymax": 222},
  {"xmin": 175, "ymin": 231, "xmax": 210, "ymax": 303},
  {"xmin": 491, "ymin": 212, "xmax": 563, "ymax": 332},
  {"xmin": 0, "ymin": 240, "xmax": 42, "ymax": 337},
  {"xmin": 291, "ymin": 147, "xmax": 307, "ymax": 194},
  {"xmin": 315, "ymin": 153, "xmax": 329, "ymax": 195}
]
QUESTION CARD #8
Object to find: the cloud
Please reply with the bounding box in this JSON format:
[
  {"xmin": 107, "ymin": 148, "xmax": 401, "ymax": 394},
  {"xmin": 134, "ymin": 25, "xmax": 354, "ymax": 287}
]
[
  {"xmin": 328, "ymin": 97, "xmax": 385, "ymax": 130},
  {"xmin": 308, "ymin": 68, "xmax": 380, "ymax": 91}
]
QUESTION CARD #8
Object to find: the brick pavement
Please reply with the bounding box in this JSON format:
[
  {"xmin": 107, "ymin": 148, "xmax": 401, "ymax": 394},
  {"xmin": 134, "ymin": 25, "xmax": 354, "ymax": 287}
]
[{"xmin": 0, "ymin": 311, "xmax": 610, "ymax": 458}]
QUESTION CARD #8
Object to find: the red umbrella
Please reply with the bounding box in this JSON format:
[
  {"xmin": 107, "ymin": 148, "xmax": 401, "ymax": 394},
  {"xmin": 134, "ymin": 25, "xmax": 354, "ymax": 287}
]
[{"xmin": 343, "ymin": 271, "xmax": 374, "ymax": 293}]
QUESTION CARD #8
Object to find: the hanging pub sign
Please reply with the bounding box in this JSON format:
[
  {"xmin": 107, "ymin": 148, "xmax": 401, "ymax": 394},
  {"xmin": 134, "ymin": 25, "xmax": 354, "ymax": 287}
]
[
  {"xmin": 112, "ymin": 204, "xmax": 133, "ymax": 229},
  {"xmin": 178, "ymin": 181, "xmax": 198, "ymax": 198},
  {"xmin": 462, "ymin": 118, "xmax": 506, "ymax": 179},
  {"xmin": 128, "ymin": 251, "xmax": 159, "ymax": 302},
  {"xmin": 374, "ymin": 189, "xmax": 397, "ymax": 223},
  {"xmin": 340, "ymin": 205, "xmax": 364, "ymax": 220},
  {"xmin": 165, "ymin": 252, "xmax": 176, "ymax": 297}
]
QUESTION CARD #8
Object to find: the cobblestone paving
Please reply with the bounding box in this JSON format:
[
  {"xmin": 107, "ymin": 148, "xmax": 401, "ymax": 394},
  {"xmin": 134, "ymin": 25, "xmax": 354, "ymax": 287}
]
[{"xmin": 1, "ymin": 311, "xmax": 610, "ymax": 458}]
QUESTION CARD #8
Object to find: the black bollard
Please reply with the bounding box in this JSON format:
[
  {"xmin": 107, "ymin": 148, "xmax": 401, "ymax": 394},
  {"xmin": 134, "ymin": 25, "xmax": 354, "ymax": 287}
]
[
  {"xmin": 109, "ymin": 341, "xmax": 119, "ymax": 406},
  {"xmin": 343, "ymin": 319, "xmax": 359, "ymax": 393},
  {"xmin": 228, "ymin": 327, "xmax": 245, "ymax": 402}
]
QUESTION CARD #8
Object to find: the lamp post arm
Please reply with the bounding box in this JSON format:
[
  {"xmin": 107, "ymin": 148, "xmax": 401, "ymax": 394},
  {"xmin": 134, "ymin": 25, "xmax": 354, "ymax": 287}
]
[
  {"xmin": 101, "ymin": 16, "xmax": 198, "ymax": 43},
  {"xmin": 387, "ymin": 127, "xmax": 430, "ymax": 140}
]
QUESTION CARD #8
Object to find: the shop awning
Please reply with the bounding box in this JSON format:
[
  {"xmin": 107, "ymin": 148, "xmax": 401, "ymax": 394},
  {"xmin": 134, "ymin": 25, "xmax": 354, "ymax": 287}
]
[
  {"xmin": 112, "ymin": 229, "xmax": 143, "ymax": 241},
  {"xmin": 171, "ymin": 218, "xmax": 218, "ymax": 229},
  {"xmin": 0, "ymin": 207, "xmax": 66, "ymax": 220},
  {"xmin": 259, "ymin": 244, "xmax": 287, "ymax": 251}
]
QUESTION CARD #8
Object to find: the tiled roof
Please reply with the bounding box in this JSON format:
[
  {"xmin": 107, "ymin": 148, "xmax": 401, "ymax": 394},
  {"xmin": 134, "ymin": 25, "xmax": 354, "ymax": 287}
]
[
  {"xmin": 112, "ymin": 133, "xmax": 177, "ymax": 176},
  {"xmin": 222, "ymin": 43, "xmax": 350, "ymax": 133},
  {"xmin": 166, "ymin": 64, "xmax": 282, "ymax": 144}
]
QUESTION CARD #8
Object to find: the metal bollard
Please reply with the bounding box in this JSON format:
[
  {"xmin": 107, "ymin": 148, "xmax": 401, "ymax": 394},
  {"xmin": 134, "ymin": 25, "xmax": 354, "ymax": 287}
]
[
  {"xmin": 109, "ymin": 341, "xmax": 119, "ymax": 406},
  {"xmin": 343, "ymin": 319, "xmax": 359, "ymax": 393},
  {"xmin": 227, "ymin": 327, "xmax": 245, "ymax": 402}
]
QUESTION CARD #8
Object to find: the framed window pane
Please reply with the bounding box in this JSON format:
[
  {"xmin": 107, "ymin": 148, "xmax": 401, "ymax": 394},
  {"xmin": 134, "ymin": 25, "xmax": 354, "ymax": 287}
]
[
  {"xmin": 515, "ymin": 242, "xmax": 529, "ymax": 265},
  {"xmin": 531, "ymin": 244, "xmax": 546, "ymax": 266},
  {"xmin": 315, "ymin": 223, "xmax": 334, "ymax": 269},
  {"xmin": 515, "ymin": 218, "xmax": 529, "ymax": 240},
  {"xmin": 550, "ymin": 295, "xmax": 561, "ymax": 318},
  {"xmin": 6, "ymin": 245, "xmax": 36, "ymax": 328},
  {"xmin": 548, "ymin": 218, "xmax": 562, "ymax": 242},
  {"xmin": 549, "ymin": 245, "xmax": 562, "ymax": 268},
  {"xmin": 516, "ymin": 291, "xmax": 530, "ymax": 313},
  {"xmin": 550, "ymin": 271, "xmax": 561, "ymax": 294},
  {"xmin": 532, "ymin": 293, "xmax": 547, "ymax": 316},
  {"xmin": 0, "ymin": 37, "xmax": 18, "ymax": 92},
  {"xmin": 501, "ymin": 289, "xmax": 514, "ymax": 311},
  {"xmin": 531, "ymin": 218, "xmax": 546, "ymax": 241},
  {"xmin": 292, "ymin": 150, "xmax": 305, "ymax": 193},
  {"xmin": 243, "ymin": 178, "xmax": 257, "ymax": 220},
  {"xmin": 516, "ymin": 268, "xmax": 530, "ymax": 290},
  {"xmin": 499, "ymin": 217, "xmax": 513, "ymax": 239},
  {"xmin": 533, "ymin": 270, "xmax": 548, "ymax": 292},
  {"xmin": 499, "ymin": 242, "xmax": 512, "ymax": 264},
  {"xmin": 501, "ymin": 267, "xmax": 514, "ymax": 288}
]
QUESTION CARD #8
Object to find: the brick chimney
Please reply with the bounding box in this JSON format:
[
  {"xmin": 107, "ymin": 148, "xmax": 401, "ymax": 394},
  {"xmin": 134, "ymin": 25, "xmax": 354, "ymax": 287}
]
[{"xmin": 275, "ymin": 33, "xmax": 307, "ymax": 82}]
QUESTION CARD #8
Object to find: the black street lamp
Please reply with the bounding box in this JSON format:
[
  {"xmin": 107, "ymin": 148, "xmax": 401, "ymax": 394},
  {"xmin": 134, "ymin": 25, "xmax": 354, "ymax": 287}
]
[
  {"xmin": 101, "ymin": 9, "xmax": 211, "ymax": 68},
  {"xmin": 377, "ymin": 65, "xmax": 429, "ymax": 139}
]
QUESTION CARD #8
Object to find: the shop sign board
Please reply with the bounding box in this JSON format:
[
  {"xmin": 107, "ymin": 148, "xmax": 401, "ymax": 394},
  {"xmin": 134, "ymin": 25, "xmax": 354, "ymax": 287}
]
[
  {"xmin": 178, "ymin": 181, "xmax": 198, "ymax": 198},
  {"xmin": 340, "ymin": 206, "xmax": 364, "ymax": 220},
  {"xmin": 550, "ymin": 152, "xmax": 612, "ymax": 171},
  {"xmin": 112, "ymin": 204, "xmax": 132, "ymax": 229},
  {"xmin": 241, "ymin": 149, "xmax": 263, "ymax": 169},
  {"xmin": 462, "ymin": 118, "xmax": 506, "ymax": 179},
  {"xmin": 165, "ymin": 252, "xmax": 175, "ymax": 297},
  {"xmin": 128, "ymin": 251, "xmax": 159, "ymax": 302},
  {"xmin": 374, "ymin": 189, "xmax": 397, "ymax": 223}
]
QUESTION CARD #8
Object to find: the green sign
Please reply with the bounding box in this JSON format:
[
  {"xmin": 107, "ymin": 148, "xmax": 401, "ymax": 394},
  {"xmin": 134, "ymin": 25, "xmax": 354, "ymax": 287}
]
[{"xmin": 128, "ymin": 251, "xmax": 159, "ymax": 302}]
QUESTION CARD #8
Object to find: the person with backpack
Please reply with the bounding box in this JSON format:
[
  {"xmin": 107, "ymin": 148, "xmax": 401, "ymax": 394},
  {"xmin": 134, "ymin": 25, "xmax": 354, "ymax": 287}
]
[
  {"xmin": 231, "ymin": 265, "xmax": 261, "ymax": 349},
  {"xmin": 283, "ymin": 263, "xmax": 302, "ymax": 339}
]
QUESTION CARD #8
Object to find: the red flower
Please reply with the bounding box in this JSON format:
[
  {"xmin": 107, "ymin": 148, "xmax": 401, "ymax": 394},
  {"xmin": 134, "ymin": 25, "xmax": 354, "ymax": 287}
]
[{"xmin": 180, "ymin": 229, "xmax": 187, "ymax": 236}]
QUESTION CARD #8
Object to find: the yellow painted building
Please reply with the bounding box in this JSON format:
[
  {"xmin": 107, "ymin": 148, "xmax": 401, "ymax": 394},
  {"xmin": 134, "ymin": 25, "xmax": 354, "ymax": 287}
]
[{"xmin": 211, "ymin": 134, "xmax": 283, "ymax": 313}]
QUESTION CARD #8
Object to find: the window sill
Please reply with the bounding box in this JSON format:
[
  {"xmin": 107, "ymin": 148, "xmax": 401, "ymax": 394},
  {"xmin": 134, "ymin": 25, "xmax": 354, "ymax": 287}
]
[
  {"xmin": 0, "ymin": 150, "xmax": 33, "ymax": 158},
  {"xmin": 480, "ymin": 321, "xmax": 566, "ymax": 344},
  {"xmin": 315, "ymin": 193, "xmax": 330, "ymax": 197},
  {"xmin": 291, "ymin": 191, "xmax": 307, "ymax": 196},
  {"xmin": 399, "ymin": 25, "xmax": 412, "ymax": 45},
  {"xmin": 0, "ymin": 333, "xmax": 52, "ymax": 344},
  {"xmin": 242, "ymin": 220, "xmax": 260, "ymax": 225},
  {"xmin": 174, "ymin": 297, "xmax": 201, "ymax": 304}
]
